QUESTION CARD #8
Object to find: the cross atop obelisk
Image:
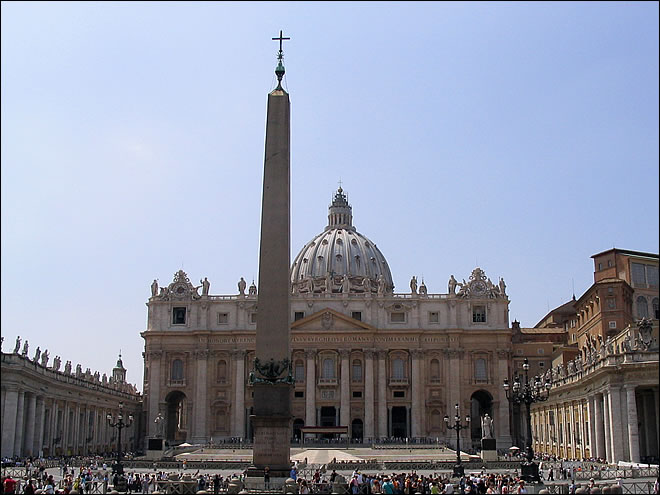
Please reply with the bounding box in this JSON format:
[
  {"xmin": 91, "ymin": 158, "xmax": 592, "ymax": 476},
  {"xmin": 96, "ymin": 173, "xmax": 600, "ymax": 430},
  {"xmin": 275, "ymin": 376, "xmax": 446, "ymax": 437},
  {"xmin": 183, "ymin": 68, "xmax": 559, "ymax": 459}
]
[{"xmin": 272, "ymin": 30, "xmax": 290, "ymax": 89}]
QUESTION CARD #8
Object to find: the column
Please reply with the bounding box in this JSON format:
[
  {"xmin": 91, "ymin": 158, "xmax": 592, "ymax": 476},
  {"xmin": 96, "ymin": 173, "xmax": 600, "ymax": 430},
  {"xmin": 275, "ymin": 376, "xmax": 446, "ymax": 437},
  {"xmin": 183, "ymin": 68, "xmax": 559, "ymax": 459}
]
[
  {"xmin": 603, "ymin": 393, "xmax": 612, "ymax": 462},
  {"xmin": 339, "ymin": 350, "xmax": 350, "ymax": 435},
  {"xmin": 586, "ymin": 396, "xmax": 595, "ymax": 458},
  {"xmin": 377, "ymin": 351, "xmax": 388, "ymax": 438},
  {"xmin": 594, "ymin": 394, "xmax": 605, "ymax": 459},
  {"xmin": 410, "ymin": 349, "xmax": 422, "ymax": 438},
  {"xmin": 626, "ymin": 386, "xmax": 640, "ymax": 462},
  {"xmin": 147, "ymin": 351, "xmax": 162, "ymax": 438},
  {"xmin": 364, "ymin": 350, "xmax": 375, "ymax": 442},
  {"xmin": 24, "ymin": 393, "xmax": 37, "ymax": 456},
  {"xmin": 569, "ymin": 401, "xmax": 576, "ymax": 457},
  {"xmin": 608, "ymin": 386, "xmax": 624, "ymax": 462},
  {"xmin": 233, "ymin": 350, "xmax": 246, "ymax": 438},
  {"xmin": 577, "ymin": 400, "xmax": 585, "ymax": 459},
  {"xmin": 14, "ymin": 390, "xmax": 26, "ymax": 457},
  {"xmin": 193, "ymin": 350, "xmax": 209, "ymax": 443},
  {"xmin": 1, "ymin": 388, "xmax": 18, "ymax": 458},
  {"xmin": 305, "ymin": 350, "xmax": 316, "ymax": 427},
  {"xmin": 497, "ymin": 350, "xmax": 512, "ymax": 444},
  {"xmin": 34, "ymin": 397, "xmax": 45, "ymax": 456}
]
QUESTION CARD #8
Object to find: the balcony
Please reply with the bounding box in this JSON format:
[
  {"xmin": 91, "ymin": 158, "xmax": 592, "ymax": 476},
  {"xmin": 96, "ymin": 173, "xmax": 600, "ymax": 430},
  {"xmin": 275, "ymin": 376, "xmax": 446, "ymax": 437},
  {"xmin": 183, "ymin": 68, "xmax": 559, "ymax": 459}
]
[
  {"xmin": 388, "ymin": 377, "xmax": 409, "ymax": 386},
  {"xmin": 317, "ymin": 377, "xmax": 338, "ymax": 386}
]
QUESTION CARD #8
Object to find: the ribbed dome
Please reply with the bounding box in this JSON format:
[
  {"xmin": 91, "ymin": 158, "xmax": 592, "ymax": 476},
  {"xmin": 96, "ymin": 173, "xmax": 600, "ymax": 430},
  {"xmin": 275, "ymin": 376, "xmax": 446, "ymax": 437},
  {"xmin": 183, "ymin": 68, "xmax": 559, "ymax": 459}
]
[{"xmin": 291, "ymin": 188, "xmax": 394, "ymax": 294}]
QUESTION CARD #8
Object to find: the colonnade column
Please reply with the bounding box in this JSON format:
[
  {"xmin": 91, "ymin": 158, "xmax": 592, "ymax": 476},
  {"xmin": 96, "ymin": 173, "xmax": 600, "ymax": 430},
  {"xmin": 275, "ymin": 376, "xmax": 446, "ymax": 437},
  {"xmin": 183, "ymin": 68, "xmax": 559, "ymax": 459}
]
[
  {"xmin": 193, "ymin": 350, "xmax": 209, "ymax": 443},
  {"xmin": 594, "ymin": 394, "xmax": 604, "ymax": 459},
  {"xmin": 24, "ymin": 393, "xmax": 37, "ymax": 456},
  {"xmin": 586, "ymin": 397, "xmax": 595, "ymax": 459},
  {"xmin": 625, "ymin": 385, "xmax": 640, "ymax": 462},
  {"xmin": 339, "ymin": 350, "xmax": 350, "ymax": 435},
  {"xmin": 14, "ymin": 391, "xmax": 26, "ymax": 457},
  {"xmin": 608, "ymin": 386, "xmax": 624, "ymax": 461},
  {"xmin": 377, "ymin": 350, "xmax": 388, "ymax": 438},
  {"xmin": 147, "ymin": 351, "xmax": 162, "ymax": 438},
  {"xmin": 34, "ymin": 397, "xmax": 45, "ymax": 456},
  {"xmin": 305, "ymin": 350, "xmax": 316, "ymax": 427},
  {"xmin": 602, "ymin": 392, "xmax": 612, "ymax": 462},
  {"xmin": 364, "ymin": 349, "xmax": 375, "ymax": 441},
  {"xmin": 233, "ymin": 350, "xmax": 246, "ymax": 438},
  {"xmin": 1, "ymin": 388, "xmax": 19, "ymax": 457},
  {"xmin": 410, "ymin": 349, "xmax": 422, "ymax": 438}
]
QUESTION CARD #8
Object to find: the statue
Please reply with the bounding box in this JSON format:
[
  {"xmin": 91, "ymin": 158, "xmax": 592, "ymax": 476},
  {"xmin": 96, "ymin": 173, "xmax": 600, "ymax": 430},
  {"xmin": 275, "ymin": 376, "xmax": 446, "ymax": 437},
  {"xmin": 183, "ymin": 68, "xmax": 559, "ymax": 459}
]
[
  {"xmin": 636, "ymin": 318, "xmax": 654, "ymax": 350},
  {"xmin": 154, "ymin": 412, "xmax": 165, "ymax": 438},
  {"xmin": 377, "ymin": 274, "xmax": 386, "ymax": 295},
  {"xmin": 419, "ymin": 280, "xmax": 427, "ymax": 295},
  {"xmin": 201, "ymin": 277, "xmax": 210, "ymax": 296},
  {"xmin": 249, "ymin": 281, "xmax": 258, "ymax": 295},
  {"xmin": 33, "ymin": 347, "xmax": 41, "ymax": 363},
  {"xmin": 238, "ymin": 277, "xmax": 247, "ymax": 295},
  {"xmin": 75, "ymin": 364, "xmax": 83, "ymax": 377},
  {"xmin": 410, "ymin": 276, "xmax": 418, "ymax": 294},
  {"xmin": 22, "ymin": 340, "xmax": 29, "ymax": 357},
  {"xmin": 102, "ymin": 373, "xmax": 107, "ymax": 384},
  {"xmin": 457, "ymin": 279, "xmax": 469, "ymax": 297},
  {"xmin": 326, "ymin": 272, "xmax": 333, "ymax": 293},
  {"xmin": 93, "ymin": 371, "xmax": 100, "ymax": 382},
  {"xmin": 342, "ymin": 274, "xmax": 351, "ymax": 293},
  {"xmin": 159, "ymin": 286, "xmax": 170, "ymax": 300},
  {"xmin": 151, "ymin": 279, "xmax": 159, "ymax": 297},
  {"xmin": 362, "ymin": 277, "xmax": 371, "ymax": 293},
  {"xmin": 622, "ymin": 334, "xmax": 632, "ymax": 352},
  {"xmin": 448, "ymin": 275, "xmax": 458, "ymax": 295},
  {"xmin": 64, "ymin": 361, "xmax": 72, "ymax": 374},
  {"xmin": 14, "ymin": 336, "xmax": 21, "ymax": 354},
  {"xmin": 41, "ymin": 350, "xmax": 49, "ymax": 367},
  {"xmin": 481, "ymin": 414, "xmax": 494, "ymax": 439},
  {"xmin": 52, "ymin": 356, "xmax": 61, "ymax": 371},
  {"xmin": 498, "ymin": 277, "xmax": 507, "ymax": 296}
]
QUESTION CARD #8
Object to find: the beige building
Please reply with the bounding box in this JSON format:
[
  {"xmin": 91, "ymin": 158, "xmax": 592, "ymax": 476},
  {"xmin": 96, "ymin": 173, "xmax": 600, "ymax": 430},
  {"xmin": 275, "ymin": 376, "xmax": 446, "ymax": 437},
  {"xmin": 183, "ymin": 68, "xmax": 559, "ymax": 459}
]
[
  {"xmin": 530, "ymin": 249, "xmax": 659, "ymax": 463},
  {"xmin": 1, "ymin": 349, "xmax": 142, "ymax": 458},
  {"xmin": 142, "ymin": 187, "xmax": 515, "ymax": 450}
]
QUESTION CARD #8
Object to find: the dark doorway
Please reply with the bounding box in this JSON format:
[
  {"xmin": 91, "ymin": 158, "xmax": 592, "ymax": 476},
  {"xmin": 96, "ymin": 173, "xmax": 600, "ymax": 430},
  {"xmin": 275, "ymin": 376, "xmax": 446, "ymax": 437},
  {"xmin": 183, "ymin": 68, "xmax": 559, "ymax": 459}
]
[
  {"xmin": 165, "ymin": 391, "xmax": 187, "ymax": 444},
  {"xmin": 392, "ymin": 407, "xmax": 407, "ymax": 439},
  {"xmin": 292, "ymin": 418, "xmax": 305, "ymax": 442},
  {"xmin": 470, "ymin": 390, "xmax": 494, "ymax": 447},
  {"xmin": 352, "ymin": 419, "xmax": 364, "ymax": 441},
  {"xmin": 320, "ymin": 407, "xmax": 337, "ymax": 439}
]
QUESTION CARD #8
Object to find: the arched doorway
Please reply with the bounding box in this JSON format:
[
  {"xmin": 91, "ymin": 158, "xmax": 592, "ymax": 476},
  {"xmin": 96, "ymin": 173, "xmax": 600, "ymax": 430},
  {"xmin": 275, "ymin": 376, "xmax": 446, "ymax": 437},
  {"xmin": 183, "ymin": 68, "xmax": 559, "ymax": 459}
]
[
  {"xmin": 470, "ymin": 390, "xmax": 494, "ymax": 447},
  {"xmin": 352, "ymin": 419, "xmax": 363, "ymax": 442},
  {"xmin": 165, "ymin": 391, "xmax": 188, "ymax": 445},
  {"xmin": 392, "ymin": 407, "xmax": 407, "ymax": 439},
  {"xmin": 292, "ymin": 418, "xmax": 305, "ymax": 442}
]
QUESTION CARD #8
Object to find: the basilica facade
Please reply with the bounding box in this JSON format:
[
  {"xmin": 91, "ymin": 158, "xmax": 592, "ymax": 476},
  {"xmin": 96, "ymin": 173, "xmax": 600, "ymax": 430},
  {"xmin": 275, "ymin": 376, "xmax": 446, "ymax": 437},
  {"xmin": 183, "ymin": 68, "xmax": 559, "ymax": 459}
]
[{"xmin": 142, "ymin": 187, "xmax": 515, "ymax": 450}]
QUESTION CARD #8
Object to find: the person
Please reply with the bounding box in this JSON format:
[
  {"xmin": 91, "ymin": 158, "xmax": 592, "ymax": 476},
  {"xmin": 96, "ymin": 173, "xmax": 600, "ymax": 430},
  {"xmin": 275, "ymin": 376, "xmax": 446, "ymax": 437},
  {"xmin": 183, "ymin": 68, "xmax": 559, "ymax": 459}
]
[
  {"xmin": 3, "ymin": 475, "xmax": 17, "ymax": 494},
  {"xmin": 213, "ymin": 474, "xmax": 221, "ymax": 495},
  {"xmin": 515, "ymin": 480, "xmax": 528, "ymax": 494},
  {"xmin": 289, "ymin": 465, "xmax": 297, "ymax": 481},
  {"xmin": 264, "ymin": 467, "xmax": 270, "ymax": 490},
  {"xmin": 44, "ymin": 476, "xmax": 56, "ymax": 494},
  {"xmin": 24, "ymin": 478, "xmax": 35, "ymax": 494}
]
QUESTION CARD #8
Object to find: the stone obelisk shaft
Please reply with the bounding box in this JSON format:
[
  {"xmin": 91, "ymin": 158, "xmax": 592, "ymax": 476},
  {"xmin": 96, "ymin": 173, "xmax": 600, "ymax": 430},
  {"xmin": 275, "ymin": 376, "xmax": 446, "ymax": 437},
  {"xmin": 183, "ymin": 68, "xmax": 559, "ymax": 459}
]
[{"xmin": 251, "ymin": 84, "xmax": 292, "ymax": 474}]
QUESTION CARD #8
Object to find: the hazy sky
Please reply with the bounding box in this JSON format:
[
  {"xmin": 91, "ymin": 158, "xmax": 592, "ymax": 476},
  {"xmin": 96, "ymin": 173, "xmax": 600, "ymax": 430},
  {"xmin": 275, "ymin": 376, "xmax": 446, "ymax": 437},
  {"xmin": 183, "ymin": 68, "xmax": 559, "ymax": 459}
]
[{"xmin": 2, "ymin": 1, "xmax": 658, "ymax": 391}]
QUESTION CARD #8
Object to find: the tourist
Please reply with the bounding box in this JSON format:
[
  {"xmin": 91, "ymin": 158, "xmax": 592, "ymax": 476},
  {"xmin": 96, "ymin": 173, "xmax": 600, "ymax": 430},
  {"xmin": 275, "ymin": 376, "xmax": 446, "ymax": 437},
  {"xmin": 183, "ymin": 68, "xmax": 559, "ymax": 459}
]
[
  {"xmin": 264, "ymin": 466, "xmax": 270, "ymax": 490},
  {"xmin": 515, "ymin": 480, "xmax": 528, "ymax": 494},
  {"xmin": 3, "ymin": 474, "xmax": 17, "ymax": 494}
]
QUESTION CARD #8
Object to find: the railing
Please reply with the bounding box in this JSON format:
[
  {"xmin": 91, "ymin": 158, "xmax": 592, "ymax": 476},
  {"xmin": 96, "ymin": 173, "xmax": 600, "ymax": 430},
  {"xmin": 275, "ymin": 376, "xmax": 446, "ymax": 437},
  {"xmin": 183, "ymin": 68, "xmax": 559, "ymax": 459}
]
[{"xmin": 542, "ymin": 481, "xmax": 656, "ymax": 494}]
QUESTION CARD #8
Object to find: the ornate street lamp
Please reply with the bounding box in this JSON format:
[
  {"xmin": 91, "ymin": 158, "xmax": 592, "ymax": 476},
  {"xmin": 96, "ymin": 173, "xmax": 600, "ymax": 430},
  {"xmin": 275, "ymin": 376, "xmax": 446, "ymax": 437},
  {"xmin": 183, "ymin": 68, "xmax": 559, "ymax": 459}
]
[
  {"xmin": 106, "ymin": 401, "xmax": 134, "ymax": 476},
  {"xmin": 503, "ymin": 357, "xmax": 551, "ymax": 482},
  {"xmin": 444, "ymin": 403, "xmax": 470, "ymax": 479}
]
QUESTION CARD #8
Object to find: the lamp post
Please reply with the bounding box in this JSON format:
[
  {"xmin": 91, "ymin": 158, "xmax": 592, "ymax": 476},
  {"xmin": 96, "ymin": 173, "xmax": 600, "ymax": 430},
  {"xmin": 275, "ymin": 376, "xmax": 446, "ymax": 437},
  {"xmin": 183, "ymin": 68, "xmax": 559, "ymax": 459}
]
[
  {"xmin": 106, "ymin": 401, "xmax": 134, "ymax": 476},
  {"xmin": 444, "ymin": 403, "xmax": 470, "ymax": 479},
  {"xmin": 503, "ymin": 357, "xmax": 551, "ymax": 482}
]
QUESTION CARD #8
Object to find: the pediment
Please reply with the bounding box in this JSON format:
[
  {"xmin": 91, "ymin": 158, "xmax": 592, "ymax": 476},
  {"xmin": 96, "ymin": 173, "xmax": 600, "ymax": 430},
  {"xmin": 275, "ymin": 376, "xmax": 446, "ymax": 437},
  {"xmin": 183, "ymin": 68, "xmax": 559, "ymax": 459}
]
[{"xmin": 291, "ymin": 308, "xmax": 375, "ymax": 332}]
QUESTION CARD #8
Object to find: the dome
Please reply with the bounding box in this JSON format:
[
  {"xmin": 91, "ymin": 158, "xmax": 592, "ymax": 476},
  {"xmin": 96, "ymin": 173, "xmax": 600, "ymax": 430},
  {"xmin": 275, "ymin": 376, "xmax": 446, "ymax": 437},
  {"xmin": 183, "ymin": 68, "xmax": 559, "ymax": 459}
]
[{"xmin": 291, "ymin": 188, "xmax": 394, "ymax": 294}]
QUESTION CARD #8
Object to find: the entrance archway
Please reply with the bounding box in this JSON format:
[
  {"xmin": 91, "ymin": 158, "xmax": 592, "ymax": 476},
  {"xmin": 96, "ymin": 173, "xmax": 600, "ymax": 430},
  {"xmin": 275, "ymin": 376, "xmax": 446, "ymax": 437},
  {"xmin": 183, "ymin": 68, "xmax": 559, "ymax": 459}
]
[
  {"xmin": 165, "ymin": 391, "xmax": 188, "ymax": 445},
  {"xmin": 292, "ymin": 418, "xmax": 305, "ymax": 442},
  {"xmin": 470, "ymin": 390, "xmax": 494, "ymax": 447},
  {"xmin": 392, "ymin": 407, "xmax": 407, "ymax": 439},
  {"xmin": 352, "ymin": 419, "xmax": 363, "ymax": 441}
]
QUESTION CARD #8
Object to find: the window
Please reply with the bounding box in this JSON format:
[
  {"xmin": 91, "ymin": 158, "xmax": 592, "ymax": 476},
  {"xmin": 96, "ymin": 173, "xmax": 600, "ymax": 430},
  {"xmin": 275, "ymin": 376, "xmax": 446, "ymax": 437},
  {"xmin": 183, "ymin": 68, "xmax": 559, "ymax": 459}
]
[
  {"xmin": 390, "ymin": 312, "xmax": 405, "ymax": 323},
  {"xmin": 294, "ymin": 391, "xmax": 304, "ymax": 398},
  {"xmin": 295, "ymin": 360, "xmax": 305, "ymax": 382},
  {"xmin": 352, "ymin": 360, "xmax": 362, "ymax": 382},
  {"xmin": 430, "ymin": 359, "xmax": 440, "ymax": 381},
  {"xmin": 171, "ymin": 359, "xmax": 184, "ymax": 382},
  {"xmin": 607, "ymin": 298, "xmax": 616, "ymax": 310},
  {"xmin": 216, "ymin": 360, "xmax": 227, "ymax": 383},
  {"xmin": 429, "ymin": 312, "xmax": 439, "ymax": 323},
  {"xmin": 608, "ymin": 260, "xmax": 612, "ymax": 267},
  {"xmin": 472, "ymin": 306, "xmax": 486, "ymax": 323},
  {"xmin": 392, "ymin": 358, "xmax": 405, "ymax": 379},
  {"xmin": 172, "ymin": 307, "xmax": 186, "ymax": 325},
  {"xmin": 322, "ymin": 358, "xmax": 335, "ymax": 379},
  {"xmin": 598, "ymin": 263, "xmax": 602, "ymax": 271},
  {"xmin": 352, "ymin": 391, "xmax": 362, "ymax": 398},
  {"xmin": 609, "ymin": 321, "xmax": 617, "ymax": 329},
  {"xmin": 474, "ymin": 358, "xmax": 487, "ymax": 382},
  {"xmin": 637, "ymin": 296, "xmax": 649, "ymax": 318},
  {"xmin": 249, "ymin": 312, "xmax": 257, "ymax": 324},
  {"xmin": 653, "ymin": 298, "xmax": 659, "ymax": 319},
  {"xmin": 393, "ymin": 391, "xmax": 405, "ymax": 398},
  {"xmin": 294, "ymin": 311, "xmax": 305, "ymax": 321},
  {"xmin": 539, "ymin": 361, "xmax": 545, "ymax": 368},
  {"xmin": 608, "ymin": 287, "xmax": 614, "ymax": 294},
  {"xmin": 217, "ymin": 312, "xmax": 229, "ymax": 324},
  {"xmin": 351, "ymin": 311, "xmax": 362, "ymax": 321},
  {"xmin": 632, "ymin": 263, "xmax": 659, "ymax": 288},
  {"xmin": 537, "ymin": 348, "xmax": 545, "ymax": 355}
]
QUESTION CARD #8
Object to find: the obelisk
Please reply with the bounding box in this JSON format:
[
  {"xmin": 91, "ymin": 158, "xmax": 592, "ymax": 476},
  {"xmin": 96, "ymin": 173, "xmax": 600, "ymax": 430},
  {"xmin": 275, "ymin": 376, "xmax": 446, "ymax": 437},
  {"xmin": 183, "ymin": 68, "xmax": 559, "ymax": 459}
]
[{"xmin": 248, "ymin": 31, "xmax": 293, "ymax": 482}]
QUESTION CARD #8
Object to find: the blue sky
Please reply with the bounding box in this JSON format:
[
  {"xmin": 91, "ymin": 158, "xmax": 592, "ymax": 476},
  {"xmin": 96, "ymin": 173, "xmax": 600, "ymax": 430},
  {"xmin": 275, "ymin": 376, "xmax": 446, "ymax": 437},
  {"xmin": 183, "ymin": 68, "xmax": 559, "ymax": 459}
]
[{"xmin": 2, "ymin": 1, "xmax": 658, "ymax": 390}]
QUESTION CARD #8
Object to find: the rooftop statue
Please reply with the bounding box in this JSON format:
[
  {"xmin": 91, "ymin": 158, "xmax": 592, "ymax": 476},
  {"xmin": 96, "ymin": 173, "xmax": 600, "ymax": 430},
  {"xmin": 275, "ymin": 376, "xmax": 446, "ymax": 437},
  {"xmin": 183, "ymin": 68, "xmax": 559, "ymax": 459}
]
[
  {"xmin": 238, "ymin": 277, "xmax": 246, "ymax": 295},
  {"xmin": 22, "ymin": 340, "xmax": 29, "ymax": 357},
  {"xmin": 14, "ymin": 336, "xmax": 21, "ymax": 354},
  {"xmin": 448, "ymin": 275, "xmax": 457, "ymax": 295},
  {"xmin": 41, "ymin": 350, "xmax": 49, "ymax": 367},
  {"xmin": 201, "ymin": 277, "xmax": 210, "ymax": 296},
  {"xmin": 151, "ymin": 279, "xmax": 159, "ymax": 297},
  {"xmin": 410, "ymin": 276, "xmax": 417, "ymax": 294}
]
